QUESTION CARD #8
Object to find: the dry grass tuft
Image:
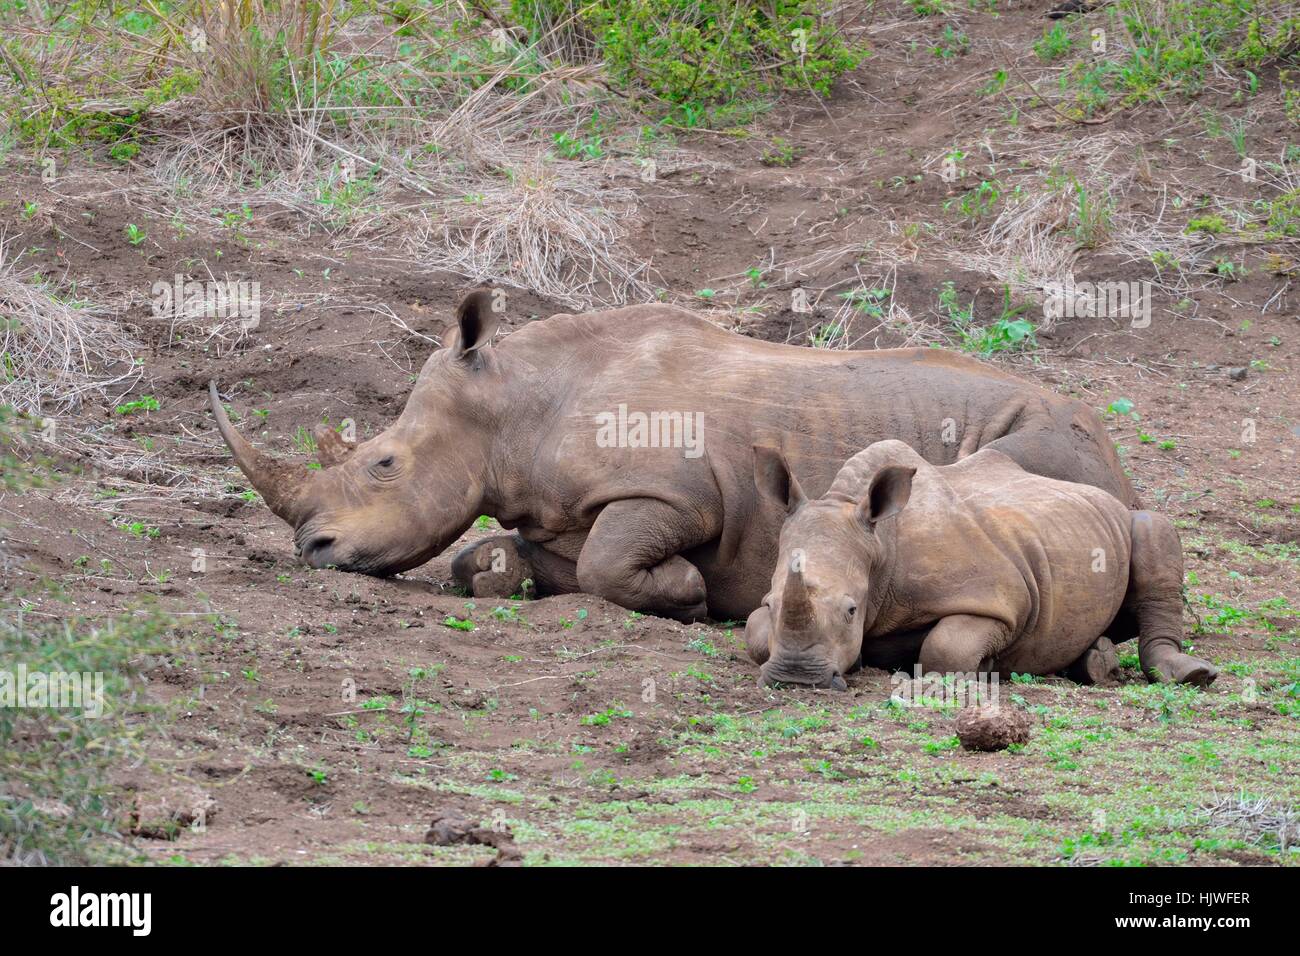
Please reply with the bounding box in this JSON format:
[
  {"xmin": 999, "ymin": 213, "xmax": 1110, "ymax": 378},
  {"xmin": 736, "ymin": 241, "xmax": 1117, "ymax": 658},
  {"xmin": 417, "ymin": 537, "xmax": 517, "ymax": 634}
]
[
  {"xmin": 405, "ymin": 151, "xmax": 650, "ymax": 307},
  {"xmin": 134, "ymin": 8, "xmax": 651, "ymax": 306},
  {"xmin": 1201, "ymin": 792, "xmax": 1298, "ymax": 852},
  {"xmin": 0, "ymin": 234, "xmax": 141, "ymax": 415}
]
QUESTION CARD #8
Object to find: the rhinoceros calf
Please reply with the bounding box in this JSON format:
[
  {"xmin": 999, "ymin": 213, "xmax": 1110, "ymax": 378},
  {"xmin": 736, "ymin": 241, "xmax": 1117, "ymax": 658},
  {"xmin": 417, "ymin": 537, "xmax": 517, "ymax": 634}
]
[
  {"xmin": 210, "ymin": 289, "xmax": 1136, "ymax": 623},
  {"xmin": 746, "ymin": 439, "xmax": 1217, "ymax": 689}
]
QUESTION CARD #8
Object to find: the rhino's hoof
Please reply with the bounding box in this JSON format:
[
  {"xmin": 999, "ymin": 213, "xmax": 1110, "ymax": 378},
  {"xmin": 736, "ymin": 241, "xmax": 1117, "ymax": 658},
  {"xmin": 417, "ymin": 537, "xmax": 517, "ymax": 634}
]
[{"xmin": 1145, "ymin": 652, "xmax": 1218, "ymax": 688}]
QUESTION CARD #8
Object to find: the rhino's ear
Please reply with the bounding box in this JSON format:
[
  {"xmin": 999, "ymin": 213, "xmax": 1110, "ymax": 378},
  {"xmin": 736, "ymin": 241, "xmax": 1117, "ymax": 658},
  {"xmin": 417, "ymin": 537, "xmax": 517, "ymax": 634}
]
[
  {"xmin": 857, "ymin": 465, "xmax": 915, "ymax": 528},
  {"xmin": 753, "ymin": 444, "xmax": 806, "ymax": 515},
  {"xmin": 446, "ymin": 288, "xmax": 503, "ymax": 359},
  {"xmin": 314, "ymin": 423, "xmax": 354, "ymax": 468}
]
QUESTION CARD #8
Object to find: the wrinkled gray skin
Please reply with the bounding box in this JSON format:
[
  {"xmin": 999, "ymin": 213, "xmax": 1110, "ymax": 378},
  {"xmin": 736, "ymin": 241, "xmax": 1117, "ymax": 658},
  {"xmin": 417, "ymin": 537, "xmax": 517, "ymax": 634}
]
[
  {"xmin": 210, "ymin": 289, "xmax": 1137, "ymax": 623},
  {"xmin": 747, "ymin": 439, "xmax": 1217, "ymax": 690}
]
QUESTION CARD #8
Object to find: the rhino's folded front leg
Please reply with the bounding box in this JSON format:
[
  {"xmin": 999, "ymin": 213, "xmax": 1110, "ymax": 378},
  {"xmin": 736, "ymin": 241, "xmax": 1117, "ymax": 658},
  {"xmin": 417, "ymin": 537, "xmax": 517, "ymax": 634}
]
[
  {"xmin": 918, "ymin": 614, "xmax": 1012, "ymax": 675},
  {"xmin": 576, "ymin": 498, "xmax": 710, "ymax": 623},
  {"xmin": 1064, "ymin": 635, "xmax": 1121, "ymax": 685}
]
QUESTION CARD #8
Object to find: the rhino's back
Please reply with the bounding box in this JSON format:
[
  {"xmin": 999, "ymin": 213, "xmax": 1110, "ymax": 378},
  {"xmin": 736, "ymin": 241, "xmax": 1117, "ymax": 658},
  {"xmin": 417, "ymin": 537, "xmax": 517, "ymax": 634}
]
[
  {"xmin": 512, "ymin": 304, "xmax": 1030, "ymax": 382},
  {"xmin": 891, "ymin": 450, "xmax": 1132, "ymax": 673},
  {"xmin": 513, "ymin": 305, "xmax": 1048, "ymax": 491}
]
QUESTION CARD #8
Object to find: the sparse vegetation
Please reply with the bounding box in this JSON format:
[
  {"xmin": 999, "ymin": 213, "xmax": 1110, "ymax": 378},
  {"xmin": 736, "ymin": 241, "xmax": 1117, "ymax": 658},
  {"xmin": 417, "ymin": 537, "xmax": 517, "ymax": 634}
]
[
  {"xmin": 1, "ymin": 598, "xmax": 196, "ymax": 864},
  {"xmin": 0, "ymin": 0, "xmax": 1297, "ymax": 871}
]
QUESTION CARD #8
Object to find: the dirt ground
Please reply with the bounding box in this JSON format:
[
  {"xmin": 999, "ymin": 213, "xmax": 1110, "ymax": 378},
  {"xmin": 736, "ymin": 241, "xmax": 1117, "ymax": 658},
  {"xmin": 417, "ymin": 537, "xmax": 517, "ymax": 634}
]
[{"xmin": 3, "ymin": 1, "xmax": 1298, "ymax": 865}]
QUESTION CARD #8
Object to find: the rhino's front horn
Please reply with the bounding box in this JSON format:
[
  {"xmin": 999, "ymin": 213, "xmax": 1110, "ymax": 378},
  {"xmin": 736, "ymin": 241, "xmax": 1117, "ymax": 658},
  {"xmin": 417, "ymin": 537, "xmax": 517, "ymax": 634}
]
[
  {"xmin": 780, "ymin": 567, "xmax": 815, "ymax": 631},
  {"xmin": 208, "ymin": 381, "xmax": 312, "ymax": 525}
]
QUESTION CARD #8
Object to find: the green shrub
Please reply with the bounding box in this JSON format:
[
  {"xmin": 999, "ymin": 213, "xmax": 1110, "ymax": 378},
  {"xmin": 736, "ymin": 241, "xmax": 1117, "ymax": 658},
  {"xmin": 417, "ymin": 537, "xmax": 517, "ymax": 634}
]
[
  {"xmin": 508, "ymin": 0, "xmax": 867, "ymax": 114},
  {"xmin": 1051, "ymin": 2, "xmax": 1300, "ymax": 115},
  {"xmin": 1116, "ymin": 1, "xmax": 1300, "ymax": 96}
]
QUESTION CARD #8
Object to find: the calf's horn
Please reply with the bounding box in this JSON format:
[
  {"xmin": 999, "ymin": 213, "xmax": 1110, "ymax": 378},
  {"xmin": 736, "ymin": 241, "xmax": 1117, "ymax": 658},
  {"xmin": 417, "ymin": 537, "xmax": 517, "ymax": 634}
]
[
  {"xmin": 780, "ymin": 567, "xmax": 815, "ymax": 630},
  {"xmin": 208, "ymin": 381, "xmax": 311, "ymax": 525}
]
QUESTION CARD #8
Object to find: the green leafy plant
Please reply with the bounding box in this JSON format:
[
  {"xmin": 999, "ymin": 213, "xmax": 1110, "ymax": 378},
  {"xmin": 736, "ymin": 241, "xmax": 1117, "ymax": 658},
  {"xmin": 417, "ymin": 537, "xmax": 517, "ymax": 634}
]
[
  {"xmin": 760, "ymin": 137, "xmax": 798, "ymax": 167},
  {"xmin": 938, "ymin": 282, "xmax": 1035, "ymax": 356},
  {"xmin": 553, "ymin": 130, "xmax": 604, "ymax": 160},
  {"xmin": 931, "ymin": 24, "xmax": 970, "ymax": 59},
  {"xmin": 114, "ymin": 396, "xmax": 159, "ymax": 416},
  {"xmin": 1034, "ymin": 22, "xmax": 1075, "ymax": 62}
]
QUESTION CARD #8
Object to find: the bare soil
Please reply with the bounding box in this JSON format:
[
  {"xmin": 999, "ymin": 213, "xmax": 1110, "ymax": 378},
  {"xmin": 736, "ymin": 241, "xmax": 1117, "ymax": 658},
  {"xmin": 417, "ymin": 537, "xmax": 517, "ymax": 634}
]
[{"xmin": 3, "ymin": 0, "xmax": 1298, "ymax": 865}]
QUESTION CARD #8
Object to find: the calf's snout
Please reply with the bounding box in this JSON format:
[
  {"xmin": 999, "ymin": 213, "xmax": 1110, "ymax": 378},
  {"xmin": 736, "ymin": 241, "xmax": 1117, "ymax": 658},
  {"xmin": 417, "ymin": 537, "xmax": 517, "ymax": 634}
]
[{"xmin": 760, "ymin": 655, "xmax": 848, "ymax": 691}]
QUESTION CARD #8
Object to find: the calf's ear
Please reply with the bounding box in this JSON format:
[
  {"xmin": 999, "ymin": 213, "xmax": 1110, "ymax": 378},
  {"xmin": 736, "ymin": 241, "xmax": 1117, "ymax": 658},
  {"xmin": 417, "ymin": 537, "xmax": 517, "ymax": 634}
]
[
  {"xmin": 753, "ymin": 444, "xmax": 806, "ymax": 515},
  {"xmin": 445, "ymin": 288, "xmax": 503, "ymax": 358},
  {"xmin": 858, "ymin": 465, "xmax": 915, "ymax": 527}
]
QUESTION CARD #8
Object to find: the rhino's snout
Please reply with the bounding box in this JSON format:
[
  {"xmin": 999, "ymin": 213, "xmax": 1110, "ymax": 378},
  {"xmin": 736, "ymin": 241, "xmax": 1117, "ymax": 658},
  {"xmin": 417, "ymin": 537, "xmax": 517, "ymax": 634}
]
[
  {"xmin": 299, "ymin": 533, "xmax": 338, "ymax": 569},
  {"xmin": 296, "ymin": 528, "xmax": 343, "ymax": 572},
  {"xmin": 760, "ymin": 656, "xmax": 848, "ymax": 691}
]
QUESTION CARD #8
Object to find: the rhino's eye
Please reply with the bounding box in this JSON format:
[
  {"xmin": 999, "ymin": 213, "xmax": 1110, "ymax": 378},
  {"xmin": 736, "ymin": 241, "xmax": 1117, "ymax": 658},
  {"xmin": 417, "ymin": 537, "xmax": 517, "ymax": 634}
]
[
  {"xmin": 846, "ymin": 602, "xmax": 858, "ymax": 618},
  {"xmin": 376, "ymin": 456, "xmax": 395, "ymax": 469}
]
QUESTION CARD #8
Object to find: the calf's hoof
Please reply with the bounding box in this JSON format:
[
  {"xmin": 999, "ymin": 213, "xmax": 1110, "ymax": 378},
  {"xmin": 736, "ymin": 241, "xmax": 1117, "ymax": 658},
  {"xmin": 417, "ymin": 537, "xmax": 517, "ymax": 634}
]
[
  {"xmin": 451, "ymin": 536, "xmax": 531, "ymax": 599},
  {"xmin": 1144, "ymin": 650, "xmax": 1218, "ymax": 687},
  {"xmin": 1065, "ymin": 636, "xmax": 1121, "ymax": 686}
]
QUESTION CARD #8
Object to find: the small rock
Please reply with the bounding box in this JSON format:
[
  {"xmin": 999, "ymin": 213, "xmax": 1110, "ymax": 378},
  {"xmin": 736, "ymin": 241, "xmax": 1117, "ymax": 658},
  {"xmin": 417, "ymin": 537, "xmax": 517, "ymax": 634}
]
[
  {"xmin": 1226, "ymin": 366, "xmax": 1248, "ymax": 381},
  {"xmin": 955, "ymin": 704, "xmax": 1031, "ymax": 752},
  {"xmin": 455, "ymin": 686, "xmax": 490, "ymax": 709}
]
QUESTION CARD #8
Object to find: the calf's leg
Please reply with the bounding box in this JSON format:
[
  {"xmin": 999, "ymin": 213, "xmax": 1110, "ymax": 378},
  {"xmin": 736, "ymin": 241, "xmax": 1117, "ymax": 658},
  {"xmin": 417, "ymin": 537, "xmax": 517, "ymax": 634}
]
[
  {"xmin": 1126, "ymin": 511, "xmax": 1217, "ymax": 686},
  {"xmin": 576, "ymin": 499, "xmax": 709, "ymax": 622},
  {"xmin": 744, "ymin": 606, "xmax": 772, "ymax": 664}
]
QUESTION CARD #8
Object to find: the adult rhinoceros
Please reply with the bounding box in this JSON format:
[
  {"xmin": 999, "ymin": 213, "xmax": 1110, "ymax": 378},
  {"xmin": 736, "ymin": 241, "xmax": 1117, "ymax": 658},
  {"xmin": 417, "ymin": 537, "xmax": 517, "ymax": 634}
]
[{"xmin": 209, "ymin": 289, "xmax": 1136, "ymax": 622}]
